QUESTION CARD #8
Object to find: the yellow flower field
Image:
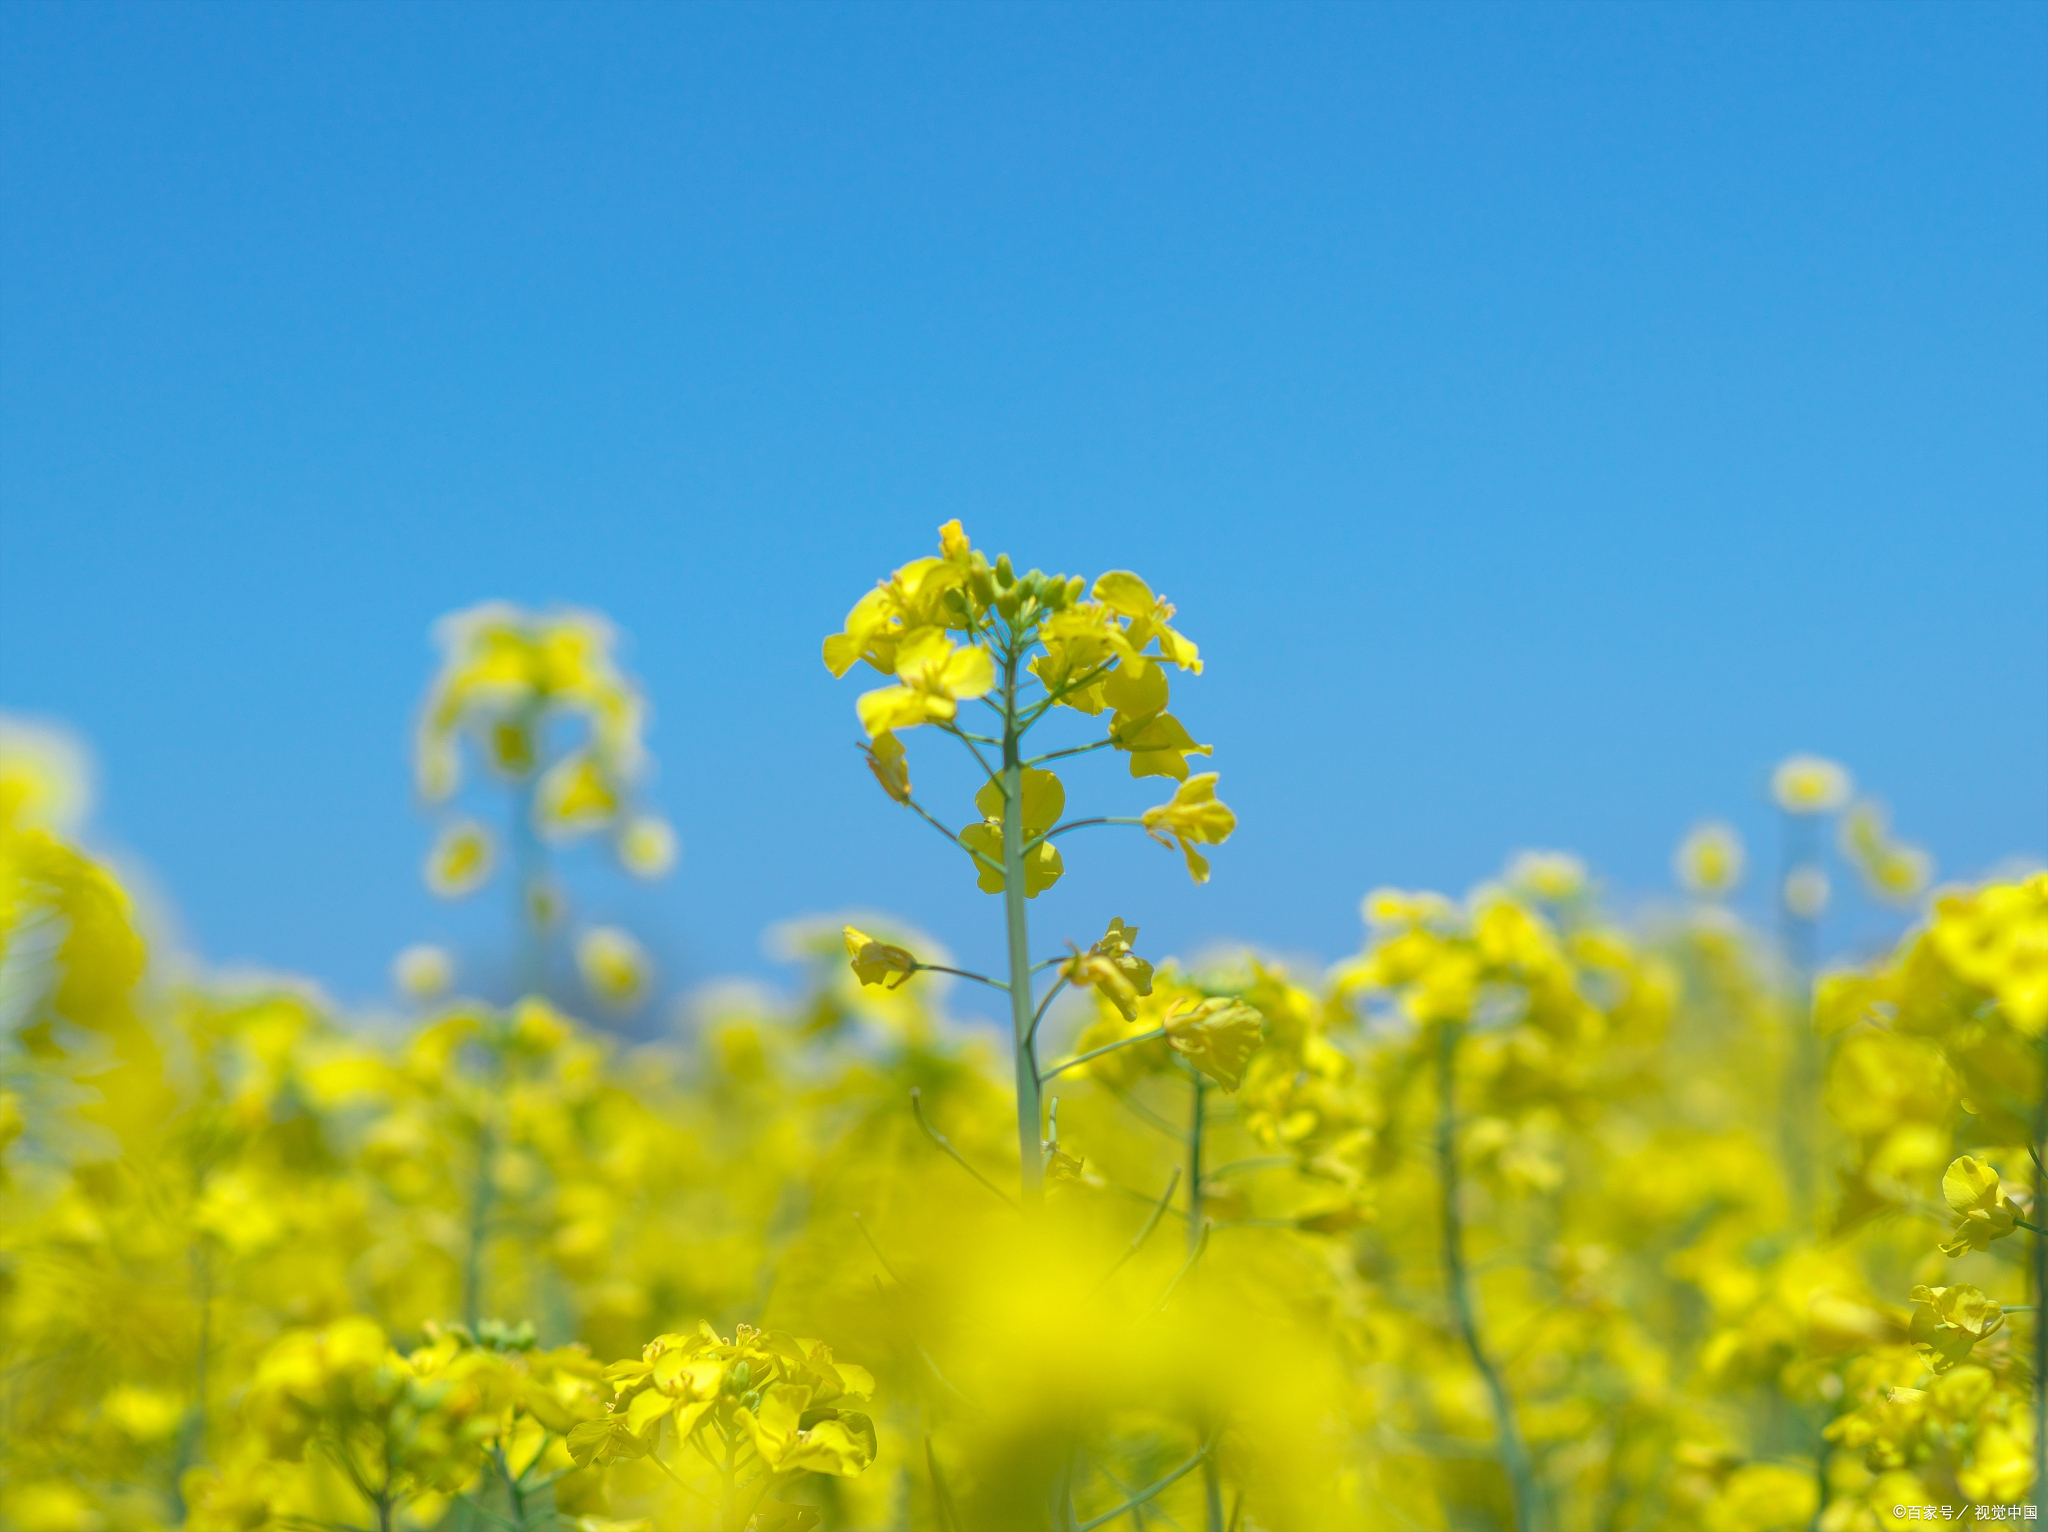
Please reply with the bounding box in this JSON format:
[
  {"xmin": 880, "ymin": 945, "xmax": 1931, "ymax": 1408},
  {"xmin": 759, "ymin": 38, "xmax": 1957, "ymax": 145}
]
[{"xmin": 2, "ymin": 522, "xmax": 2041, "ymax": 1531}]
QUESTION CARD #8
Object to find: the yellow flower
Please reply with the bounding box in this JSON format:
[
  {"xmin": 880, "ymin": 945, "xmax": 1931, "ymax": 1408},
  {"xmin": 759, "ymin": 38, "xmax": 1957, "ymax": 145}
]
[
  {"xmin": 1091, "ymin": 571, "xmax": 1202, "ymax": 675},
  {"xmin": 843, "ymin": 926, "xmax": 918, "ymax": 990},
  {"xmin": 416, "ymin": 604, "xmax": 647, "ymax": 800},
  {"xmin": 1030, "ymin": 605, "xmax": 1122, "ymax": 714},
  {"xmin": 1701, "ymin": 1462, "xmax": 1817, "ymax": 1532},
  {"xmin": 425, "ymin": 820, "xmax": 494, "ymax": 897},
  {"xmin": 1840, "ymin": 801, "xmax": 1932, "ymax": 905},
  {"xmin": 1163, "ymin": 996, "xmax": 1264, "ymax": 1090},
  {"xmin": 577, "ymin": 928, "xmax": 651, "ymax": 1007},
  {"xmin": 959, "ymin": 770, "xmax": 1066, "ymax": 897},
  {"xmin": 1938, "ymin": 1154, "xmax": 2019, "ymax": 1255},
  {"xmin": 855, "ymin": 629, "xmax": 995, "ymax": 738},
  {"xmin": 1782, "ymin": 866, "xmax": 1830, "ymax": 921},
  {"xmin": 822, "ymin": 521, "xmax": 986, "ymax": 678},
  {"xmin": 1927, "ymin": 873, "xmax": 2048, "ymax": 1034},
  {"xmin": 1771, "ymin": 753, "xmax": 1852, "ymax": 814},
  {"xmin": 1675, "ymin": 822, "xmax": 1745, "ymax": 896},
  {"xmin": 392, "ymin": 943, "xmax": 455, "ymax": 1000},
  {"xmin": 1060, "ymin": 917, "xmax": 1154, "ymax": 1021},
  {"xmin": 0, "ymin": 714, "xmax": 92, "ymax": 834},
  {"xmin": 1141, "ymin": 773, "xmax": 1237, "ymax": 884},
  {"xmin": 1506, "ymin": 850, "xmax": 1588, "ymax": 903},
  {"xmin": 740, "ymin": 1385, "xmax": 878, "ymax": 1477},
  {"xmin": 1101, "ymin": 663, "xmax": 1212, "ymax": 782},
  {"xmin": 618, "ymin": 815, "xmax": 678, "ymax": 878},
  {"xmin": 862, "ymin": 732, "xmax": 912, "ymax": 804},
  {"xmin": 101, "ymin": 1384, "xmax": 184, "ymax": 1442},
  {"xmin": 536, "ymin": 750, "xmax": 622, "ymax": 839},
  {"xmin": 1908, "ymin": 1284, "xmax": 2004, "ymax": 1371}
]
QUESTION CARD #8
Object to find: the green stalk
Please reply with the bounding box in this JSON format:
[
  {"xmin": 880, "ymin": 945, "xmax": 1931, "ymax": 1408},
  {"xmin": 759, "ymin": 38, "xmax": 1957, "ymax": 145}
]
[
  {"xmin": 512, "ymin": 773, "xmax": 546, "ymax": 1000},
  {"xmin": 171, "ymin": 1241, "xmax": 214, "ymax": 1519},
  {"xmin": 1002, "ymin": 642, "xmax": 1043, "ymax": 1205},
  {"xmin": 1778, "ymin": 808, "xmax": 1820, "ymax": 1232},
  {"xmin": 2034, "ymin": 1056, "xmax": 2045, "ymax": 1519},
  {"xmin": 1187, "ymin": 1073, "xmax": 1224, "ymax": 1532},
  {"xmin": 1436, "ymin": 1020, "xmax": 1537, "ymax": 1532},
  {"xmin": 462, "ymin": 1115, "xmax": 493, "ymax": 1330}
]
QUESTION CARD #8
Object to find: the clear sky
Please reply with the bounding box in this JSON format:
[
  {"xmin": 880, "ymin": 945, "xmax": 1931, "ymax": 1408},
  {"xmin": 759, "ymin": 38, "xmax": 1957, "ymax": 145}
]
[{"xmin": 3, "ymin": 1, "xmax": 2043, "ymax": 1015}]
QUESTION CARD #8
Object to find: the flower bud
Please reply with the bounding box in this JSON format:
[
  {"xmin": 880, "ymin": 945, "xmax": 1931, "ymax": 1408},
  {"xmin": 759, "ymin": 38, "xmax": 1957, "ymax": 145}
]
[{"xmin": 994, "ymin": 553, "xmax": 1015, "ymax": 587}]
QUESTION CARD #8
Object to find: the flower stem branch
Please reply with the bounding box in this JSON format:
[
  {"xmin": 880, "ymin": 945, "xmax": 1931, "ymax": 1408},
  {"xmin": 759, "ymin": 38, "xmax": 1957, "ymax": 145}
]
[
  {"xmin": 850, "ymin": 1212, "xmax": 919, "ymax": 1292},
  {"xmin": 1075, "ymin": 1439, "xmax": 1213, "ymax": 1532},
  {"xmin": 1027, "ymin": 975, "xmax": 1071, "ymax": 1049},
  {"xmin": 1025, "ymin": 738, "xmax": 1117, "ymax": 767},
  {"xmin": 1436, "ymin": 1020, "xmax": 1538, "ymax": 1532},
  {"xmin": 1031, "ymin": 817, "xmax": 1146, "ymax": 852},
  {"xmin": 1093, "ymin": 1168, "xmax": 1182, "ymax": 1290},
  {"xmin": 999, "ymin": 645, "xmax": 1046, "ymax": 1206},
  {"xmin": 901, "ymin": 794, "xmax": 1005, "ymax": 881},
  {"xmin": 937, "ymin": 722, "xmax": 1004, "ymax": 788},
  {"xmin": 913, "ymin": 963, "xmax": 1009, "ymax": 994},
  {"xmin": 909, "ymin": 1088, "xmax": 1018, "ymax": 1211},
  {"xmin": 1039, "ymin": 1028, "xmax": 1167, "ymax": 1086},
  {"xmin": 2032, "ymin": 1043, "xmax": 2046, "ymax": 1521},
  {"xmin": 1153, "ymin": 1220, "xmax": 1211, "ymax": 1313}
]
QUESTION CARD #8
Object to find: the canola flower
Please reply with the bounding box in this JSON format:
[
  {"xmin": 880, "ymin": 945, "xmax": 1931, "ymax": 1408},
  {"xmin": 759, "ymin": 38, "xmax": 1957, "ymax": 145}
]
[
  {"xmin": 415, "ymin": 603, "xmax": 677, "ymax": 998},
  {"xmin": 1, "ymin": 590, "xmax": 2044, "ymax": 1532},
  {"xmin": 822, "ymin": 521, "xmax": 1237, "ymax": 1204}
]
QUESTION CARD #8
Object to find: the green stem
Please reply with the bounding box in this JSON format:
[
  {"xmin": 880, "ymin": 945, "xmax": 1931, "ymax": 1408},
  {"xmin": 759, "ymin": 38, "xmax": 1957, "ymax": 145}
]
[
  {"xmin": 1185, "ymin": 1072, "xmax": 1224, "ymax": 1531},
  {"xmin": 1001, "ymin": 644, "xmax": 1043, "ymax": 1206},
  {"xmin": 463, "ymin": 1116, "xmax": 494, "ymax": 1330},
  {"xmin": 1436, "ymin": 1021, "xmax": 1537, "ymax": 1532},
  {"xmin": 172, "ymin": 1240, "xmax": 214, "ymax": 1519},
  {"xmin": 1039, "ymin": 1027, "xmax": 1167, "ymax": 1085},
  {"xmin": 910, "ymin": 1088, "xmax": 1019, "ymax": 1209},
  {"xmin": 512, "ymin": 770, "xmax": 547, "ymax": 1000},
  {"xmin": 1778, "ymin": 807, "xmax": 1820, "ymax": 1232},
  {"xmin": 2034, "ymin": 1048, "xmax": 2045, "ymax": 1519},
  {"xmin": 495, "ymin": 1444, "xmax": 528, "ymax": 1529},
  {"xmin": 1075, "ymin": 1441, "xmax": 1211, "ymax": 1530},
  {"xmin": 914, "ymin": 963, "xmax": 1009, "ymax": 993}
]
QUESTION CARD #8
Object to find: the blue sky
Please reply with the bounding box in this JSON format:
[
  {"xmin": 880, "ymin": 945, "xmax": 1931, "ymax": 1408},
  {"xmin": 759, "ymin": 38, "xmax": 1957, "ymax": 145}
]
[{"xmin": 3, "ymin": 1, "xmax": 2043, "ymax": 1014}]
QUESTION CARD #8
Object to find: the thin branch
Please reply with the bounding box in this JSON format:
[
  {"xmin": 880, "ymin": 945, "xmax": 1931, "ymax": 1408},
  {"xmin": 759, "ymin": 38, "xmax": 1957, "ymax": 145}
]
[
  {"xmin": 1094, "ymin": 1168, "xmax": 1183, "ymax": 1290},
  {"xmin": 1031, "ymin": 816, "xmax": 1147, "ymax": 852},
  {"xmin": 937, "ymin": 721, "xmax": 1003, "ymax": 787},
  {"xmin": 1153, "ymin": 1220, "xmax": 1212, "ymax": 1312},
  {"xmin": 452, "ymin": 1495, "xmax": 520, "ymax": 1532},
  {"xmin": 914, "ymin": 962, "xmax": 1009, "ymax": 994},
  {"xmin": 1040, "ymin": 1027, "xmax": 1168, "ymax": 1086},
  {"xmin": 851, "ymin": 1213, "xmax": 919, "ymax": 1291},
  {"xmin": 1104, "ymin": 1081, "xmax": 1189, "ymax": 1140},
  {"xmin": 1028, "ymin": 974, "xmax": 1072, "ymax": 1048},
  {"xmin": 927, "ymin": 1433, "xmax": 966, "ymax": 1532},
  {"xmin": 900, "ymin": 792, "xmax": 999, "ymax": 871},
  {"xmin": 910, "ymin": 1088, "xmax": 1019, "ymax": 1210},
  {"xmin": 1205, "ymin": 1156, "xmax": 1295, "ymax": 1180},
  {"xmin": 1076, "ymin": 1440, "xmax": 1213, "ymax": 1531},
  {"xmin": 1026, "ymin": 738, "xmax": 1118, "ymax": 767},
  {"xmin": 1020, "ymin": 658, "xmax": 1123, "ymax": 728},
  {"xmin": 648, "ymin": 1444, "xmax": 710, "ymax": 1500}
]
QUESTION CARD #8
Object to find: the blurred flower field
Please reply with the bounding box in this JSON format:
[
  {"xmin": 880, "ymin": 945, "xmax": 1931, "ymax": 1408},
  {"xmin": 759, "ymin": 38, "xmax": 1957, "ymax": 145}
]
[{"xmin": 1, "ymin": 522, "xmax": 2042, "ymax": 1532}]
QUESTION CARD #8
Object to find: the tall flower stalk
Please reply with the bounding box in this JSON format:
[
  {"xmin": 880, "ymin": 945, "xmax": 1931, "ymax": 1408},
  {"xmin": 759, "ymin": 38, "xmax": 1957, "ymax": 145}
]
[{"xmin": 826, "ymin": 521, "xmax": 1236, "ymax": 1202}]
